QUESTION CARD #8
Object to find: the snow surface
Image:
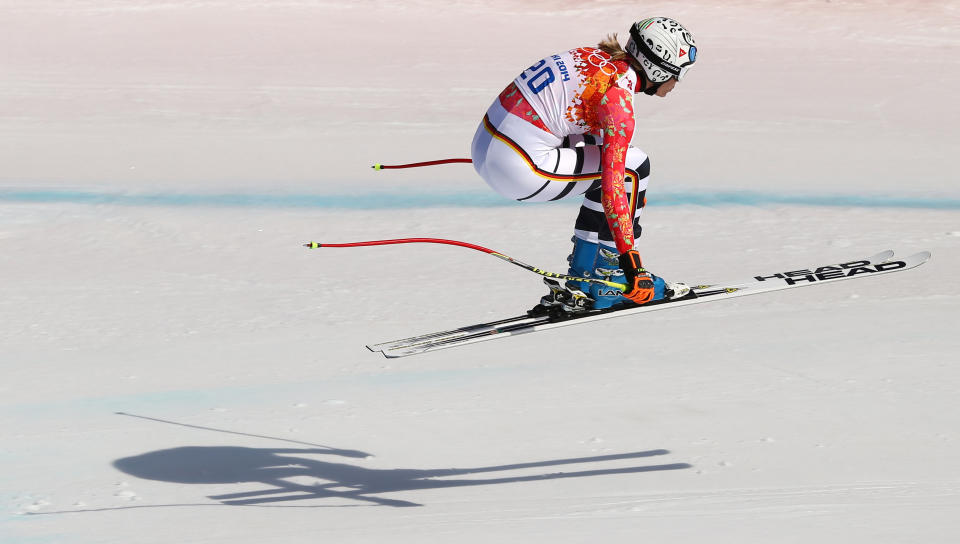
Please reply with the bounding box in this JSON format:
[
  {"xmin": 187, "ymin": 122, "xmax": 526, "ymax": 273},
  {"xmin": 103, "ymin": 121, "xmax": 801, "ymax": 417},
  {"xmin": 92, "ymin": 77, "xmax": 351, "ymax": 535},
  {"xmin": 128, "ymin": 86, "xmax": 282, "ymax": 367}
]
[{"xmin": 2, "ymin": 1, "xmax": 959, "ymax": 543}]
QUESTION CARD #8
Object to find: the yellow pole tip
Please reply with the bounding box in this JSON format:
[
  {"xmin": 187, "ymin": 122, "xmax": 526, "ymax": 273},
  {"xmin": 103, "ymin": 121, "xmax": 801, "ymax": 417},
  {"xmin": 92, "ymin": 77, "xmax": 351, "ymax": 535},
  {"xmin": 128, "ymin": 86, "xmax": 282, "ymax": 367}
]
[{"xmin": 372, "ymin": 164, "xmax": 383, "ymax": 170}]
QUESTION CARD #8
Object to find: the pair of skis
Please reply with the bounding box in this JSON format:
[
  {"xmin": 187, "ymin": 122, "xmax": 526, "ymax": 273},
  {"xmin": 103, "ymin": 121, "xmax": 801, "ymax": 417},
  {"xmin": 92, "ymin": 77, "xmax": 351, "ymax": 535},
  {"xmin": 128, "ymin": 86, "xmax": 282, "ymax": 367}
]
[{"xmin": 366, "ymin": 250, "xmax": 931, "ymax": 358}]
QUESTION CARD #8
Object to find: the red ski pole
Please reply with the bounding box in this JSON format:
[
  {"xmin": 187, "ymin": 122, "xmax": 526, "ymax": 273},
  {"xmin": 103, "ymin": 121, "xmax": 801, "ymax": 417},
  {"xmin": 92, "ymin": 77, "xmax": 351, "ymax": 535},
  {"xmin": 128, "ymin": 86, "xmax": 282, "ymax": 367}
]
[
  {"xmin": 304, "ymin": 238, "xmax": 627, "ymax": 289},
  {"xmin": 371, "ymin": 158, "xmax": 472, "ymax": 170}
]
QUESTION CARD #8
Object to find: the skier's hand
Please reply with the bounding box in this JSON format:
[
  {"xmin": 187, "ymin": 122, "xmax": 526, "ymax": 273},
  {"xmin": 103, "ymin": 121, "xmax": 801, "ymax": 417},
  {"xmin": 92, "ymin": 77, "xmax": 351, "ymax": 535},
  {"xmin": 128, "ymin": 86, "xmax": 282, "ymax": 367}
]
[{"xmin": 617, "ymin": 250, "xmax": 656, "ymax": 305}]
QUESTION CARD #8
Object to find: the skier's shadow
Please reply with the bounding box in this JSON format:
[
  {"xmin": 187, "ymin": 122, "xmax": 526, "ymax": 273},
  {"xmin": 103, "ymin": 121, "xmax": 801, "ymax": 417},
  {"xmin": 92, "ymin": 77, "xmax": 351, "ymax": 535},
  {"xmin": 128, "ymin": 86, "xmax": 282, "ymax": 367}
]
[{"xmin": 114, "ymin": 446, "xmax": 691, "ymax": 507}]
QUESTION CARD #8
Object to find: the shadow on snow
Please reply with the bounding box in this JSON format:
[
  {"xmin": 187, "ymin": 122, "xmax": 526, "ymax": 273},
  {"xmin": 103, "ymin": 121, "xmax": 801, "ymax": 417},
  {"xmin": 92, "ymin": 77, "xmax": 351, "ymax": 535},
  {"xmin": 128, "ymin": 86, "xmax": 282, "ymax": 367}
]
[{"xmin": 113, "ymin": 446, "xmax": 691, "ymax": 508}]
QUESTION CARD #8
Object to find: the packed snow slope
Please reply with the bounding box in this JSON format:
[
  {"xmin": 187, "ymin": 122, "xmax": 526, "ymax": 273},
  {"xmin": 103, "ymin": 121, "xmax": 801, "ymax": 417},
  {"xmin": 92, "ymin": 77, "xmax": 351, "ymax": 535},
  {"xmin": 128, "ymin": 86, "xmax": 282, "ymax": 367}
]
[{"xmin": 2, "ymin": 1, "xmax": 959, "ymax": 543}]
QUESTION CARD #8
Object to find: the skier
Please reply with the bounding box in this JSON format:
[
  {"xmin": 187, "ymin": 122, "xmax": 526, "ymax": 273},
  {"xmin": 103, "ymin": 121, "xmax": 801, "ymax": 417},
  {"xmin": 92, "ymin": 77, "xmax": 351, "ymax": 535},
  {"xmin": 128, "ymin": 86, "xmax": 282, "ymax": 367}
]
[{"xmin": 471, "ymin": 17, "xmax": 697, "ymax": 312}]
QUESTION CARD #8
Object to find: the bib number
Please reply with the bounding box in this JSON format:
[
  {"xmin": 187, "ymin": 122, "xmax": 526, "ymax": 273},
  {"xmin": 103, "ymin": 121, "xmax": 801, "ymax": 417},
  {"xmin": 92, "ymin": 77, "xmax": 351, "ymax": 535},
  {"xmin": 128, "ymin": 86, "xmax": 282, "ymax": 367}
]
[{"xmin": 519, "ymin": 59, "xmax": 555, "ymax": 94}]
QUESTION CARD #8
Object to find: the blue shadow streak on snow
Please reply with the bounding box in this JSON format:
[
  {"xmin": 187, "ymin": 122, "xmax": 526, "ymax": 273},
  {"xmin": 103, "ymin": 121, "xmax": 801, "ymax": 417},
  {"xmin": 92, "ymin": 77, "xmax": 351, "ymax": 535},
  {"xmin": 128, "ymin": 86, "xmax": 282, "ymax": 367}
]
[
  {"xmin": 0, "ymin": 367, "xmax": 516, "ymax": 422},
  {"xmin": 2, "ymin": 189, "xmax": 960, "ymax": 210},
  {"xmin": 0, "ymin": 190, "xmax": 521, "ymax": 209}
]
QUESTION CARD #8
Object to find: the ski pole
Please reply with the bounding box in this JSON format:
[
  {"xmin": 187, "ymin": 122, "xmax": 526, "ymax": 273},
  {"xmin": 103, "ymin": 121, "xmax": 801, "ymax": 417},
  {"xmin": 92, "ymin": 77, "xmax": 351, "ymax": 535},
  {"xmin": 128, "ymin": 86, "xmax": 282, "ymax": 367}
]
[
  {"xmin": 303, "ymin": 238, "xmax": 628, "ymax": 290},
  {"xmin": 371, "ymin": 158, "xmax": 472, "ymax": 170}
]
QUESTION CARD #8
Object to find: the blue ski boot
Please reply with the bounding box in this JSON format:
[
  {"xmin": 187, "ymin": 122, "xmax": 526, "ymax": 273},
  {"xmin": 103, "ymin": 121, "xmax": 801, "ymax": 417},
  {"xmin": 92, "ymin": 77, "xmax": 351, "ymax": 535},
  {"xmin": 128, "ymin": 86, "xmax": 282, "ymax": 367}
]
[
  {"xmin": 536, "ymin": 237, "xmax": 597, "ymax": 313},
  {"xmin": 565, "ymin": 236, "xmax": 599, "ymax": 294},
  {"xmin": 589, "ymin": 247, "xmax": 672, "ymax": 310},
  {"xmin": 561, "ymin": 236, "xmax": 598, "ymax": 312}
]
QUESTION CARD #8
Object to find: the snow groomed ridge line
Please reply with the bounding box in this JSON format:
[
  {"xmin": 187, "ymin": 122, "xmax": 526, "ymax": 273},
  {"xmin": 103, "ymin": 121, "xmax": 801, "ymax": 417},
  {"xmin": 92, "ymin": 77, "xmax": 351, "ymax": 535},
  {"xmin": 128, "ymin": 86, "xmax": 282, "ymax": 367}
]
[{"xmin": 1, "ymin": 189, "xmax": 960, "ymax": 210}]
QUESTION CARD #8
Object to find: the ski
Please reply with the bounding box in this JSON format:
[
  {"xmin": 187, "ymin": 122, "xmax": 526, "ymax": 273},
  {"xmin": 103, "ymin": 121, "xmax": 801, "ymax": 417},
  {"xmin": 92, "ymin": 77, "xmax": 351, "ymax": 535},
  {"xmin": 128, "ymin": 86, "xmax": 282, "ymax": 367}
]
[
  {"xmin": 367, "ymin": 250, "xmax": 895, "ymax": 354},
  {"xmin": 373, "ymin": 250, "xmax": 927, "ymax": 358}
]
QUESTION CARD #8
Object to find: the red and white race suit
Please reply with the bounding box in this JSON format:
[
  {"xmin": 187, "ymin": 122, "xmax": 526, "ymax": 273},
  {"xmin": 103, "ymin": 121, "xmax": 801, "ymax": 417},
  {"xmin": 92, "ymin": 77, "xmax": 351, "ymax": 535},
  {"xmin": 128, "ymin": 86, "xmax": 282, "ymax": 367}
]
[{"xmin": 472, "ymin": 47, "xmax": 650, "ymax": 253}]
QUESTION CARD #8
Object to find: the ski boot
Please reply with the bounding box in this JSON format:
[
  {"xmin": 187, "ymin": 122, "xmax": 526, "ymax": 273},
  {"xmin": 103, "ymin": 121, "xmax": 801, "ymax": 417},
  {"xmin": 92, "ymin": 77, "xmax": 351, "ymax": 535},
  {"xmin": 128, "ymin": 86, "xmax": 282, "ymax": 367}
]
[
  {"xmin": 532, "ymin": 237, "xmax": 597, "ymax": 315},
  {"xmin": 589, "ymin": 247, "xmax": 690, "ymax": 310}
]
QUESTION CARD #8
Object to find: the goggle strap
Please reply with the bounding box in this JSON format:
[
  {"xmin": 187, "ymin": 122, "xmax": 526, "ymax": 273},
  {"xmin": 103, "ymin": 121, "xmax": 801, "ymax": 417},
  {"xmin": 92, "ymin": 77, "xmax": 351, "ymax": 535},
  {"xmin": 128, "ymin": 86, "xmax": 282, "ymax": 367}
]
[{"xmin": 627, "ymin": 27, "xmax": 684, "ymax": 77}]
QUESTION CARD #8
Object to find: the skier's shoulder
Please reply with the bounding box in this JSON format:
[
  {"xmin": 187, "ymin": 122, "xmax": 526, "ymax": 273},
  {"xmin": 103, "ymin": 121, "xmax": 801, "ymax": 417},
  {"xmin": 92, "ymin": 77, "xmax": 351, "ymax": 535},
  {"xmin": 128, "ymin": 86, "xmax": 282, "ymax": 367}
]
[
  {"xmin": 568, "ymin": 47, "xmax": 634, "ymax": 81},
  {"xmin": 614, "ymin": 65, "xmax": 638, "ymax": 93}
]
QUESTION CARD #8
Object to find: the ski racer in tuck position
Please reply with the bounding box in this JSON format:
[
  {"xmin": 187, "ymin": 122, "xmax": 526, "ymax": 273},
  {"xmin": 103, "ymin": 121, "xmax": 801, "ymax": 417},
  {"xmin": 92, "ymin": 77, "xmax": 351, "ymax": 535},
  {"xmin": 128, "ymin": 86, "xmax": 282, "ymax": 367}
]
[{"xmin": 471, "ymin": 17, "xmax": 697, "ymax": 312}]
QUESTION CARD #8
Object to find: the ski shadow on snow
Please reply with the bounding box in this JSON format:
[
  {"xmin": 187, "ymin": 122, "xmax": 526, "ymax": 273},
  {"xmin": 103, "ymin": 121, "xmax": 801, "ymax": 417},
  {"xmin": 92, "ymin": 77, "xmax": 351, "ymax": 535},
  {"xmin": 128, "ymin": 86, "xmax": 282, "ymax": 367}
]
[{"xmin": 113, "ymin": 446, "xmax": 691, "ymax": 507}]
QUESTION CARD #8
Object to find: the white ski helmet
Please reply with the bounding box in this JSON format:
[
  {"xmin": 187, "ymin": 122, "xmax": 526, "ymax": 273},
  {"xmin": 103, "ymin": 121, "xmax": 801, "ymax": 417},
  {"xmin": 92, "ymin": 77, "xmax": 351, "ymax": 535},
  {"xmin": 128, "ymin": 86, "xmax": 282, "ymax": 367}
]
[{"xmin": 625, "ymin": 17, "xmax": 697, "ymax": 84}]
